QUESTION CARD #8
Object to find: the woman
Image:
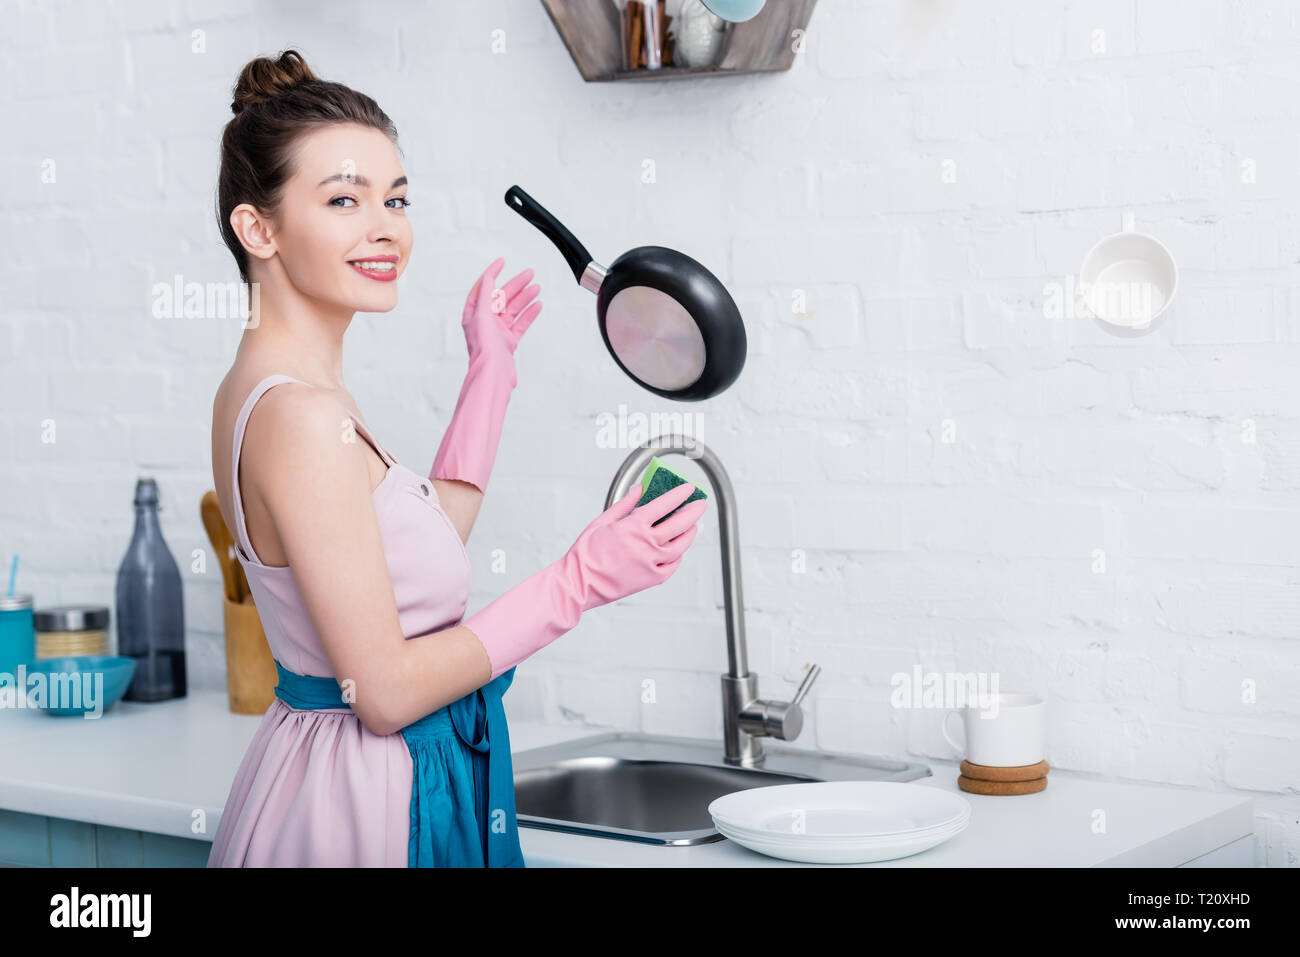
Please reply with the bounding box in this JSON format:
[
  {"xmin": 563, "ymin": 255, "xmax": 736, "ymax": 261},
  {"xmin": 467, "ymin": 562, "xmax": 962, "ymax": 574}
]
[{"xmin": 206, "ymin": 49, "xmax": 707, "ymax": 867}]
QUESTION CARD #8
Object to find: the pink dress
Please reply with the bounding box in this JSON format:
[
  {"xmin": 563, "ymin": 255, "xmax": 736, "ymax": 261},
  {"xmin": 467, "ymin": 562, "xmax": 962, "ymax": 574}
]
[{"xmin": 207, "ymin": 374, "xmax": 477, "ymax": 866}]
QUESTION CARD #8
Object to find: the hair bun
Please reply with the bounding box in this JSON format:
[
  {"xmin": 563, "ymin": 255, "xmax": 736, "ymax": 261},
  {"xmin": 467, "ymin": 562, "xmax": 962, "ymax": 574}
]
[{"xmin": 231, "ymin": 49, "xmax": 318, "ymax": 116}]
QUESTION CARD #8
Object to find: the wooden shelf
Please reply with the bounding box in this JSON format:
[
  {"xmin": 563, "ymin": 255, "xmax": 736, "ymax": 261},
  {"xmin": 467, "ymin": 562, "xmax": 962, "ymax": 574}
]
[{"xmin": 540, "ymin": 0, "xmax": 819, "ymax": 82}]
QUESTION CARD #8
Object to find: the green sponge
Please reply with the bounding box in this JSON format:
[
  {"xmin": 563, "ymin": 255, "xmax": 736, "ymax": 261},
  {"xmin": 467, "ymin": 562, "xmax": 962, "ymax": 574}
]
[{"xmin": 635, "ymin": 456, "xmax": 707, "ymax": 527}]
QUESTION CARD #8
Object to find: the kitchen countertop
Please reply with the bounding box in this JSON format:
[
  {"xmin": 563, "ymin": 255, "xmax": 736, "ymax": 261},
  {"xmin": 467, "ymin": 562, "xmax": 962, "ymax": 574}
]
[{"xmin": 0, "ymin": 689, "xmax": 1254, "ymax": 867}]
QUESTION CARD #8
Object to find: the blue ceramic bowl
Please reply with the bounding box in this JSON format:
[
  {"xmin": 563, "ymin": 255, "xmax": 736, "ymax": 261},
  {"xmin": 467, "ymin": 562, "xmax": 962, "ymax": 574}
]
[{"xmin": 22, "ymin": 655, "xmax": 137, "ymax": 716}]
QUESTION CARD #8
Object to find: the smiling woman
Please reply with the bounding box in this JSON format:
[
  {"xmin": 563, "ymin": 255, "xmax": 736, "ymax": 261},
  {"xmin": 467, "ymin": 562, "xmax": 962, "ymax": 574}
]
[
  {"xmin": 215, "ymin": 51, "xmax": 415, "ymax": 315},
  {"xmin": 204, "ymin": 48, "xmax": 703, "ymax": 870},
  {"xmin": 216, "ymin": 50, "xmax": 408, "ymax": 289},
  {"xmin": 206, "ymin": 48, "xmax": 531, "ymax": 869}
]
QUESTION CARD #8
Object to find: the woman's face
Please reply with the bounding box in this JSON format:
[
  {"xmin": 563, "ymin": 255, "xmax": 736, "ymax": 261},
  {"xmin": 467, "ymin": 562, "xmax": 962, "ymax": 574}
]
[{"xmin": 255, "ymin": 122, "xmax": 412, "ymax": 313}]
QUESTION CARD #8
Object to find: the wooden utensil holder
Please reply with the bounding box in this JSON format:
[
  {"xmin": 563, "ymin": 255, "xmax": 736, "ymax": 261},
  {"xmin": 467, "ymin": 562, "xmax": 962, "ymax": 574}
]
[{"xmin": 222, "ymin": 592, "xmax": 277, "ymax": 714}]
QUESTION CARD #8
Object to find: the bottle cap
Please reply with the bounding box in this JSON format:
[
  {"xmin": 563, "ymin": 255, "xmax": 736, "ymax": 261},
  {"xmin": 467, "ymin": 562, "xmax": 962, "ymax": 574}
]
[{"xmin": 133, "ymin": 478, "xmax": 159, "ymax": 507}]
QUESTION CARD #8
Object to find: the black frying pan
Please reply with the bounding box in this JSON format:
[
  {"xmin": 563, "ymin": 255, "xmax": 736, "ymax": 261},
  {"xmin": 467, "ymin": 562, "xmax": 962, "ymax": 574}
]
[{"xmin": 504, "ymin": 185, "xmax": 746, "ymax": 401}]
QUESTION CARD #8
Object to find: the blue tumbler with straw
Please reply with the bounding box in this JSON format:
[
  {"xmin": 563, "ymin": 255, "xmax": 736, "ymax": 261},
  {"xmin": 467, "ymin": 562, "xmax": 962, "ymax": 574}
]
[{"xmin": 1, "ymin": 555, "xmax": 35, "ymax": 679}]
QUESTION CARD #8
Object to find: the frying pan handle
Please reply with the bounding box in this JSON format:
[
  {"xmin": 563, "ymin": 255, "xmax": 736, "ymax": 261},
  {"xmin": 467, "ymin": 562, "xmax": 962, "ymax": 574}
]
[{"xmin": 504, "ymin": 185, "xmax": 594, "ymax": 285}]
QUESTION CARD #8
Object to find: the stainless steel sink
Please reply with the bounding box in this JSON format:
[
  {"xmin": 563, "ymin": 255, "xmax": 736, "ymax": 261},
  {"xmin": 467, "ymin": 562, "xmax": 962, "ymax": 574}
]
[
  {"xmin": 512, "ymin": 731, "xmax": 932, "ymax": 845},
  {"xmin": 514, "ymin": 437, "xmax": 931, "ymax": 845}
]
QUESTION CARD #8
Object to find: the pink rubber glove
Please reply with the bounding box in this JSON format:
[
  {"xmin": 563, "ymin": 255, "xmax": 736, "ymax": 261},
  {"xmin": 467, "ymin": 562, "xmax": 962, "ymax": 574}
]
[
  {"xmin": 463, "ymin": 481, "xmax": 708, "ymax": 680},
  {"xmin": 430, "ymin": 258, "xmax": 542, "ymax": 494}
]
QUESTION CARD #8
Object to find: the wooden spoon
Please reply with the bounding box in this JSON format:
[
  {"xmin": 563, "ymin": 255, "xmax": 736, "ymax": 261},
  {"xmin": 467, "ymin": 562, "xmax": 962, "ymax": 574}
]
[{"xmin": 200, "ymin": 491, "xmax": 242, "ymax": 603}]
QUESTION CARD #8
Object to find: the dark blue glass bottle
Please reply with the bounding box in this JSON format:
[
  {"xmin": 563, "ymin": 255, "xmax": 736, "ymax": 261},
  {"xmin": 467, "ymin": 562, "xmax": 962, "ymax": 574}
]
[{"xmin": 115, "ymin": 478, "xmax": 187, "ymax": 701}]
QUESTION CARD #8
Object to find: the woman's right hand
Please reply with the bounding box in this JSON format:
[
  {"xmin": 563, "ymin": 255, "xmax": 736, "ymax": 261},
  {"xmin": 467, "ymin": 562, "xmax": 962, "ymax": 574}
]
[
  {"xmin": 559, "ymin": 482, "xmax": 707, "ymax": 612},
  {"xmin": 462, "ymin": 481, "xmax": 708, "ymax": 682}
]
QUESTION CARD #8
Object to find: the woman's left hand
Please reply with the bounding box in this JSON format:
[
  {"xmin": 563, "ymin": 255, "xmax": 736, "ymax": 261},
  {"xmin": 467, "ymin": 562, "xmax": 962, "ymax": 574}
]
[{"xmin": 461, "ymin": 257, "xmax": 542, "ymax": 363}]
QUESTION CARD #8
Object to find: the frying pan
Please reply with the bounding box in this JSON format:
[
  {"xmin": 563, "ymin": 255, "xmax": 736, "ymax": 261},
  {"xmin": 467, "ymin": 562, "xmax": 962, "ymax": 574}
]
[{"xmin": 504, "ymin": 185, "xmax": 746, "ymax": 401}]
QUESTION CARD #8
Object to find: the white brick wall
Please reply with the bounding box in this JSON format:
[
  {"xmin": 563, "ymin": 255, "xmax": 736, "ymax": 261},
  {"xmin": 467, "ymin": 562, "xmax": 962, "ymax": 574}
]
[{"xmin": 2, "ymin": 0, "xmax": 1296, "ymax": 866}]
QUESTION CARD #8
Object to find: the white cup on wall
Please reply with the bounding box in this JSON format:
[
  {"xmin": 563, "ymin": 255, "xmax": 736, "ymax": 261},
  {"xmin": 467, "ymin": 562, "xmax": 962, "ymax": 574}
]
[
  {"xmin": 942, "ymin": 692, "xmax": 1046, "ymax": 767},
  {"xmin": 1077, "ymin": 210, "xmax": 1178, "ymax": 336}
]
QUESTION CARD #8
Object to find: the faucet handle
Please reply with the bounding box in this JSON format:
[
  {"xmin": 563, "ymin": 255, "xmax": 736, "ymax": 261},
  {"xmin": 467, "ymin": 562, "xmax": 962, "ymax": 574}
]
[
  {"xmin": 740, "ymin": 663, "xmax": 822, "ymax": 742},
  {"xmin": 791, "ymin": 662, "xmax": 821, "ymax": 707}
]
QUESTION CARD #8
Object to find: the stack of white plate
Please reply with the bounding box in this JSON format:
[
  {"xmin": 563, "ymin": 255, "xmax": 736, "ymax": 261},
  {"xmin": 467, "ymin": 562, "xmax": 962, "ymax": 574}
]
[{"xmin": 708, "ymin": 781, "xmax": 971, "ymax": 864}]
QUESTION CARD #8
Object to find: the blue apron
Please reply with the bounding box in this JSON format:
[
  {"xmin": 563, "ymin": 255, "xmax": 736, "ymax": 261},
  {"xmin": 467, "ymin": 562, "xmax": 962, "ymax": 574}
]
[{"xmin": 273, "ymin": 660, "xmax": 526, "ymax": 868}]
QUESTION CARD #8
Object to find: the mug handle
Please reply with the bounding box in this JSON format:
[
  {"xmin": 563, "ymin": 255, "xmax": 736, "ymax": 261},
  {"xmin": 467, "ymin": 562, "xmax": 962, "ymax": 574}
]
[{"xmin": 941, "ymin": 710, "xmax": 965, "ymax": 758}]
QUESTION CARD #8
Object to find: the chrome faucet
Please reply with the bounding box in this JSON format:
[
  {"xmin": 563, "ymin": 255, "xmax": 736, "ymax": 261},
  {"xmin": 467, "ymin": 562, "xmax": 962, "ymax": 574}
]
[{"xmin": 604, "ymin": 435, "xmax": 821, "ymax": 767}]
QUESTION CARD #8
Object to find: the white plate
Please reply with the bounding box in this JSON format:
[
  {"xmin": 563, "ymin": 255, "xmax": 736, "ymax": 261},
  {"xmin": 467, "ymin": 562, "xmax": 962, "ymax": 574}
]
[
  {"xmin": 717, "ymin": 806, "xmax": 970, "ymax": 845},
  {"xmin": 717, "ymin": 816, "xmax": 972, "ymax": 858},
  {"xmin": 714, "ymin": 817, "xmax": 968, "ymax": 863},
  {"xmin": 709, "ymin": 782, "xmax": 970, "ymax": 840}
]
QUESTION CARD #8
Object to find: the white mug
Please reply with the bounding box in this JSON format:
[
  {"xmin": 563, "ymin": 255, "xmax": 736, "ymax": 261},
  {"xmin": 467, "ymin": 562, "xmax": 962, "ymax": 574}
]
[
  {"xmin": 1077, "ymin": 210, "xmax": 1178, "ymax": 334},
  {"xmin": 942, "ymin": 692, "xmax": 1046, "ymax": 767}
]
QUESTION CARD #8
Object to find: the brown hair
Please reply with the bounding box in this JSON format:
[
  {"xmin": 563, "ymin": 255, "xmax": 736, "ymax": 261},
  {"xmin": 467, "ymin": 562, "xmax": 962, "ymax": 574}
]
[{"xmin": 216, "ymin": 49, "xmax": 400, "ymax": 284}]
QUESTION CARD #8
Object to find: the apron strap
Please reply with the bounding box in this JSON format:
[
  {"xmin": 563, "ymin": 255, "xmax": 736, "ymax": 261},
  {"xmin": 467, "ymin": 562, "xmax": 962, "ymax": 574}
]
[{"xmin": 447, "ymin": 666, "xmax": 524, "ymax": 867}]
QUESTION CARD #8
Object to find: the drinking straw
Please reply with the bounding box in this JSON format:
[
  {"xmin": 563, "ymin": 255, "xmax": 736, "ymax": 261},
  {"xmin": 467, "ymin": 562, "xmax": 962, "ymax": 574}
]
[{"xmin": 7, "ymin": 554, "xmax": 17, "ymax": 596}]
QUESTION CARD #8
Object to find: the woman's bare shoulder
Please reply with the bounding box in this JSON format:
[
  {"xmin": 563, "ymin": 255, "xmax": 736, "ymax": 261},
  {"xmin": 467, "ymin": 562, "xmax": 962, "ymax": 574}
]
[
  {"xmin": 215, "ymin": 367, "xmax": 352, "ymax": 498},
  {"xmin": 240, "ymin": 379, "xmax": 352, "ymax": 467}
]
